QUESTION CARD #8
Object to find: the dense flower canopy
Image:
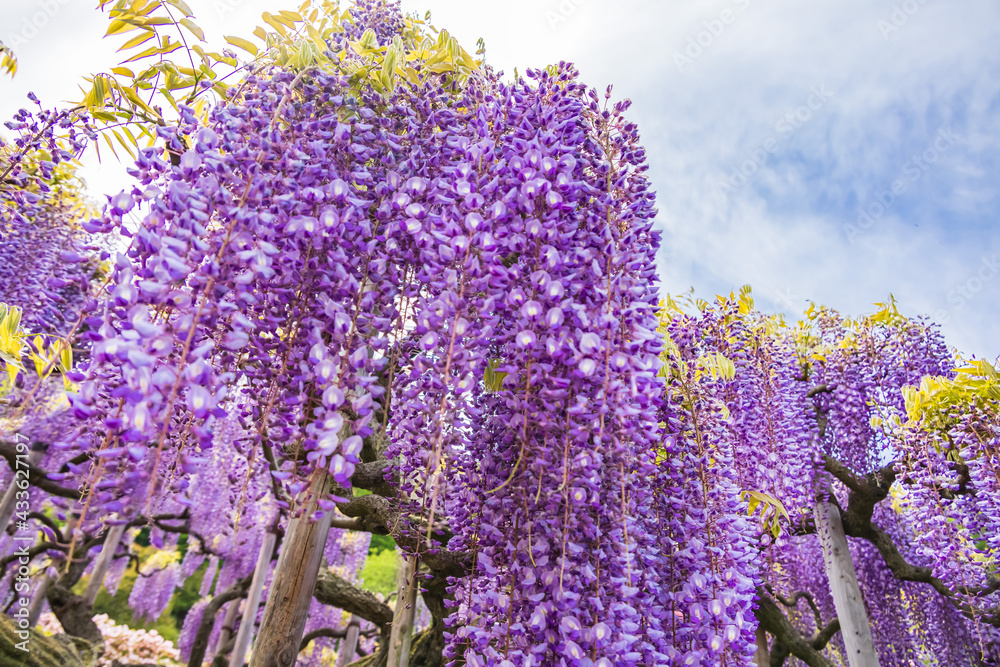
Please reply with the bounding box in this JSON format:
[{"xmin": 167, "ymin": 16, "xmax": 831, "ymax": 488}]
[{"xmin": 0, "ymin": 2, "xmax": 998, "ymax": 667}]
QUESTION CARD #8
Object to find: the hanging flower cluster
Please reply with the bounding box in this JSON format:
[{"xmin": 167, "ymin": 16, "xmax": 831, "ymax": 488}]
[
  {"xmin": 651, "ymin": 299, "xmax": 776, "ymax": 665},
  {"xmin": 420, "ymin": 68, "xmax": 665, "ymax": 665},
  {"xmin": 653, "ymin": 293, "xmax": 998, "ymax": 665},
  {"xmin": 0, "ymin": 100, "xmax": 100, "ymax": 336}
]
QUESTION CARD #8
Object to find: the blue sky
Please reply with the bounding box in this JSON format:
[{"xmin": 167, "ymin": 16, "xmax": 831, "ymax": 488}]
[{"xmin": 2, "ymin": 0, "xmax": 997, "ymax": 360}]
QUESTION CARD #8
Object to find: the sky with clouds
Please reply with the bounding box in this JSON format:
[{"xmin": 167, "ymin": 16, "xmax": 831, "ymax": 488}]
[{"xmin": 1, "ymin": 0, "xmax": 997, "ymax": 360}]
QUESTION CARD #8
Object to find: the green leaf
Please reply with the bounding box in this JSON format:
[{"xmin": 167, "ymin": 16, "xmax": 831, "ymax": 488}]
[{"xmin": 484, "ymin": 359, "xmax": 508, "ymax": 393}]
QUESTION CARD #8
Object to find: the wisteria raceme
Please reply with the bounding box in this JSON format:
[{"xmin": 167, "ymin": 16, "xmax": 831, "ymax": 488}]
[
  {"xmin": 129, "ymin": 557, "xmax": 181, "ymax": 623},
  {"xmin": 178, "ymin": 597, "xmax": 210, "ymax": 664},
  {"xmin": 0, "ymin": 101, "xmax": 100, "ymax": 336},
  {"xmin": 434, "ymin": 68, "xmax": 666, "ymax": 665},
  {"xmin": 889, "ymin": 363, "xmax": 1000, "ymax": 653},
  {"xmin": 199, "ymin": 556, "xmax": 219, "ymax": 598},
  {"xmin": 652, "ymin": 304, "xmax": 765, "ymax": 665}
]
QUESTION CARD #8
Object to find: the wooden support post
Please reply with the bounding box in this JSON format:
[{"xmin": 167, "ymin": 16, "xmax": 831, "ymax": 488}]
[
  {"xmin": 249, "ymin": 474, "xmax": 334, "ymax": 667},
  {"xmin": 754, "ymin": 625, "xmax": 770, "ymax": 667},
  {"xmin": 814, "ymin": 494, "xmax": 880, "ymax": 667},
  {"xmin": 216, "ymin": 598, "xmax": 242, "ymax": 658},
  {"xmin": 230, "ymin": 531, "xmax": 277, "ymax": 667},
  {"xmin": 26, "ymin": 508, "xmax": 77, "ymax": 627},
  {"xmin": 0, "ymin": 441, "xmax": 45, "ymax": 534},
  {"xmin": 336, "ymin": 615, "xmax": 362, "ymax": 667},
  {"xmin": 27, "ymin": 573, "xmax": 50, "ymax": 627},
  {"xmin": 82, "ymin": 523, "xmax": 126, "ymax": 608},
  {"xmin": 386, "ymin": 556, "xmax": 419, "ymax": 667}
]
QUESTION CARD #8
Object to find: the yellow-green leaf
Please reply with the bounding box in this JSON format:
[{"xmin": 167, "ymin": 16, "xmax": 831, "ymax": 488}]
[
  {"xmin": 360, "ymin": 28, "xmax": 378, "ymax": 50},
  {"xmin": 59, "ymin": 341, "xmax": 73, "ymax": 373},
  {"xmin": 262, "ymin": 13, "xmax": 289, "ymax": 37},
  {"xmin": 484, "ymin": 359, "xmax": 508, "ymax": 393},
  {"xmin": 162, "ymin": 0, "xmax": 195, "ymax": 16},
  {"xmin": 0, "ymin": 41, "xmax": 18, "ymax": 77},
  {"xmin": 101, "ymin": 130, "xmax": 121, "ymax": 159},
  {"xmin": 179, "ymin": 18, "xmax": 205, "ymax": 41},
  {"xmin": 106, "ymin": 19, "xmax": 141, "ymax": 36},
  {"xmin": 225, "ymin": 35, "xmax": 259, "ymax": 56},
  {"xmin": 123, "ymin": 44, "xmax": 162, "ymax": 62},
  {"xmin": 84, "ymin": 75, "xmax": 110, "ymax": 109}
]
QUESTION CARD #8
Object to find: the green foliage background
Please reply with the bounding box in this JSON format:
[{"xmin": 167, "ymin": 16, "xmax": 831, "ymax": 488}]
[
  {"xmin": 69, "ymin": 531, "xmax": 399, "ymax": 642},
  {"xmin": 72, "ymin": 541, "xmax": 209, "ymax": 643}
]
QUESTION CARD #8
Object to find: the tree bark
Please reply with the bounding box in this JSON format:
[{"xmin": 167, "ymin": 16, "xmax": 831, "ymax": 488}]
[
  {"xmin": 754, "ymin": 593, "xmax": 834, "ymax": 667},
  {"xmin": 0, "ymin": 441, "xmax": 78, "ymax": 499},
  {"xmin": 0, "ymin": 612, "xmax": 99, "ymax": 667},
  {"xmin": 314, "ymin": 569, "xmax": 394, "ymax": 631},
  {"xmin": 43, "ymin": 511, "xmax": 101, "ymax": 643},
  {"xmin": 250, "ymin": 472, "xmax": 335, "ymax": 667},
  {"xmin": 229, "ymin": 531, "xmax": 277, "ymax": 667},
  {"xmin": 814, "ymin": 495, "xmax": 879, "ymax": 667}
]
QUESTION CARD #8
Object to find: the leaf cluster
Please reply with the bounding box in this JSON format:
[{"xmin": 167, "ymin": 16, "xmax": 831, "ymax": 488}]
[
  {"xmin": 0, "ymin": 39, "xmax": 16, "ymax": 78},
  {"xmin": 0, "ymin": 304, "xmax": 76, "ymax": 397},
  {"xmin": 78, "ymin": 0, "xmax": 483, "ymax": 163}
]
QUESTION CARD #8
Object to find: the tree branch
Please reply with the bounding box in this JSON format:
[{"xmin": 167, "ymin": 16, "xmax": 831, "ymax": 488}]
[
  {"xmin": 26, "ymin": 511, "xmax": 63, "ymax": 539},
  {"xmin": 335, "ymin": 494, "xmax": 471, "ymax": 577},
  {"xmin": 755, "ymin": 591, "xmax": 835, "ymax": 667},
  {"xmin": 812, "ymin": 617, "xmax": 841, "ymax": 651},
  {"xmin": 299, "ymin": 626, "xmax": 377, "ymax": 651},
  {"xmin": 806, "ymin": 384, "xmax": 834, "ymax": 398},
  {"xmin": 821, "ymin": 454, "xmax": 870, "ymax": 495},
  {"xmin": 187, "ymin": 575, "xmax": 251, "ymax": 667},
  {"xmin": 0, "ymin": 441, "xmax": 80, "ymax": 498},
  {"xmin": 151, "ymin": 512, "xmax": 219, "ymax": 557},
  {"xmin": 350, "ymin": 459, "xmax": 394, "ymax": 496},
  {"xmin": 314, "ymin": 569, "xmax": 393, "ymax": 633},
  {"xmin": 820, "ymin": 454, "xmax": 1000, "ymax": 628},
  {"xmin": 765, "ymin": 585, "xmax": 825, "ymax": 635}
]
